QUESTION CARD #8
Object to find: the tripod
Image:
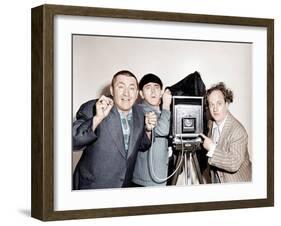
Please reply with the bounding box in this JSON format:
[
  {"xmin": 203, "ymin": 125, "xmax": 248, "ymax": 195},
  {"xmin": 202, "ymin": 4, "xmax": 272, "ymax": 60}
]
[{"xmin": 170, "ymin": 139, "xmax": 204, "ymax": 185}]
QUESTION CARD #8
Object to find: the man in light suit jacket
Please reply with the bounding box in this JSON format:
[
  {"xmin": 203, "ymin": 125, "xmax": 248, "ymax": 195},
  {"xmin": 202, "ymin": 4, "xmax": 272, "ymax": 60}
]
[
  {"xmin": 73, "ymin": 70, "xmax": 157, "ymax": 189},
  {"xmin": 201, "ymin": 82, "xmax": 252, "ymax": 183}
]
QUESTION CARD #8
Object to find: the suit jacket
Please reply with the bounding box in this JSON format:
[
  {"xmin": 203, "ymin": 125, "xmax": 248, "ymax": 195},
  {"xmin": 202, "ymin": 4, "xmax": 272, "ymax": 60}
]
[
  {"xmin": 207, "ymin": 112, "xmax": 252, "ymax": 183},
  {"xmin": 72, "ymin": 100, "xmax": 151, "ymax": 189}
]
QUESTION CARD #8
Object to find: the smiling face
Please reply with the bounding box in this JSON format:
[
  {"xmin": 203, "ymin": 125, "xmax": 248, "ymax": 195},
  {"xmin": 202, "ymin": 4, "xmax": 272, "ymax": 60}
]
[
  {"xmin": 110, "ymin": 74, "xmax": 138, "ymax": 114},
  {"xmin": 140, "ymin": 82, "xmax": 162, "ymax": 108},
  {"xmin": 208, "ymin": 90, "xmax": 229, "ymax": 124}
]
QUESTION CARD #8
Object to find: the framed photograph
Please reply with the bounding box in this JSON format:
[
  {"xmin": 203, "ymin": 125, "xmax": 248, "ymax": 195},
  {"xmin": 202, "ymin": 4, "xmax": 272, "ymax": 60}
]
[{"xmin": 31, "ymin": 4, "xmax": 274, "ymax": 221}]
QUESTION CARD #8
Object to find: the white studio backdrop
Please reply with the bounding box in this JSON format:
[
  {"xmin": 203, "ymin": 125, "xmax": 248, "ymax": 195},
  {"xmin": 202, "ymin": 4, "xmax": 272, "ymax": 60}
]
[
  {"xmin": 72, "ymin": 34, "xmax": 252, "ymax": 142},
  {"xmin": 0, "ymin": 0, "xmax": 279, "ymax": 226}
]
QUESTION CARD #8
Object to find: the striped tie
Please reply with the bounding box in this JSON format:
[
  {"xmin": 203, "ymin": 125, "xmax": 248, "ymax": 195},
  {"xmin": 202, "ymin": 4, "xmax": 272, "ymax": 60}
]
[{"xmin": 121, "ymin": 117, "xmax": 130, "ymax": 152}]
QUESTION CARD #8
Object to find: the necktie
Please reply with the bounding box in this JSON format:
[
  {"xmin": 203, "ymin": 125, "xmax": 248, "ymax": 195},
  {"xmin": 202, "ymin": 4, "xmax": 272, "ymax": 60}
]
[{"xmin": 121, "ymin": 117, "xmax": 130, "ymax": 152}]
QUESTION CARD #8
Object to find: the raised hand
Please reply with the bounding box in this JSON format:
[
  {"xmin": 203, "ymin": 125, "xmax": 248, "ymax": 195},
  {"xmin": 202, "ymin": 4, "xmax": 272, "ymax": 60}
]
[
  {"xmin": 162, "ymin": 88, "xmax": 172, "ymax": 110},
  {"xmin": 95, "ymin": 95, "xmax": 114, "ymax": 119},
  {"xmin": 92, "ymin": 95, "xmax": 114, "ymax": 130}
]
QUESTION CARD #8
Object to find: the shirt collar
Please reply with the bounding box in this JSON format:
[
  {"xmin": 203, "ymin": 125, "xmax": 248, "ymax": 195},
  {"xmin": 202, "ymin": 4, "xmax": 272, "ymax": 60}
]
[
  {"xmin": 212, "ymin": 113, "xmax": 228, "ymax": 133},
  {"xmin": 118, "ymin": 109, "xmax": 133, "ymax": 119}
]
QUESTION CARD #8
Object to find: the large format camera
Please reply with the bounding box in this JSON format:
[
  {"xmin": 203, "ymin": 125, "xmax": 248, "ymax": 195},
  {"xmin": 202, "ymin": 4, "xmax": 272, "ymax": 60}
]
[
  {"xmin": 172, "ymin": 96, "xmax": 204, "ymax": 144},
  {"xmin": 170, "ymin": 96, "xmax": 205, "ymax": 185}
]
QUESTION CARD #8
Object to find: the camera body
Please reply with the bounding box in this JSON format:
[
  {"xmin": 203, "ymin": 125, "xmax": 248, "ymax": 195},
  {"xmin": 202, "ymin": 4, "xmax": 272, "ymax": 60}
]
[{"xmin": 172, "ymin": 96, "xmax": 204, "ymax": 144}]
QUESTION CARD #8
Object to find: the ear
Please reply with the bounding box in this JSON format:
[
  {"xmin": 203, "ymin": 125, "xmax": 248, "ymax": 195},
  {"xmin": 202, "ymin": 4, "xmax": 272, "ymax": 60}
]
[
  {"xmin": 110, "ymin": 86, "xmax": 113, "ymax": 96},
  {"xmin": 139, "ymin": 90, "xmax": 144, "ymax": 99}
]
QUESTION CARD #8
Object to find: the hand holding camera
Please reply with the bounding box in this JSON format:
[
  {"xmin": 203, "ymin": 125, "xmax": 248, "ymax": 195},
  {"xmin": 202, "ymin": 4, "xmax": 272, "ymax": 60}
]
[{"xmin": 200, "ymin": 133, "xmax": 214, "ymax": 151}]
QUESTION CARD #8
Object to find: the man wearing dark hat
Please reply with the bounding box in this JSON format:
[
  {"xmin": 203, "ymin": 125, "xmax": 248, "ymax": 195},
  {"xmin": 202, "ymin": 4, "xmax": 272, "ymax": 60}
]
[{"xmin": 132, "ymin": 73, "xmax": 172, "ymax": 186}]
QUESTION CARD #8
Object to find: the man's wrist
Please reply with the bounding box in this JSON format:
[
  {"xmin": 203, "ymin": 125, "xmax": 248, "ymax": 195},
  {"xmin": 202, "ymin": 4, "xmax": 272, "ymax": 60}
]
[
  {"xmin": 162, "ymin": 104, "xmax": 170, "ymax": 111},
  {"xmin": 93, "ymin": 116, "xmax": 103, "ymax": 130},
  {"xmin": 207, "ymin": 143, "xmax": 216, "ymax": 158},
  {"xmin": 145, "ymin": 126, "xmax": 152, "ymax": 132}
]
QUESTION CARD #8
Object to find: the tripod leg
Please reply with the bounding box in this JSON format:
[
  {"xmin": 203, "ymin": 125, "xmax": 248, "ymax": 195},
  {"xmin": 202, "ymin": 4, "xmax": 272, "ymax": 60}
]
[
  {"xmin": 192, "ymin": 152, "xmax": 204, "ymax": 184},
  {"xmin": 170, "ymin": 152, "xmax": 184, "ymax": 185},
  {"xmin": 186, "ymin": 152, "xmax": 192, "ymax": 185}
]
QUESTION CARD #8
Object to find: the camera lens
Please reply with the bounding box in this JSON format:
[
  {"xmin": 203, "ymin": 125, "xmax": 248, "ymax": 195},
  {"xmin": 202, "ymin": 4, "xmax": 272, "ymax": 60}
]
[{"xmin": 184, "ymin": 119, "xmax": 193, "ymax": 127}]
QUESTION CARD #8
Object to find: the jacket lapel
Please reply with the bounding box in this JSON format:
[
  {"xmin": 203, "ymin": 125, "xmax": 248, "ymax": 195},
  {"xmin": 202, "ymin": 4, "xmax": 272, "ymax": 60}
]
[
  {"xmin": 127, "ymin": 105, "xmax": 140, "ymax": 158},
  {"xmin": 104, "ymin": 106, "xmax": 127, "ymax": 159},
  {"xmin": 218, "ymin": 112, "xmax": 234, "ymax": 145}
]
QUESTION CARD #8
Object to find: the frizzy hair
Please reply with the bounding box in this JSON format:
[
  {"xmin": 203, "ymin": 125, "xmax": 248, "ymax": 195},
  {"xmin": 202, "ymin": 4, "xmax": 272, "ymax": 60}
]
[{"xmin": 205, "ymin": 82, "xmax": 233, "ymax": 106}]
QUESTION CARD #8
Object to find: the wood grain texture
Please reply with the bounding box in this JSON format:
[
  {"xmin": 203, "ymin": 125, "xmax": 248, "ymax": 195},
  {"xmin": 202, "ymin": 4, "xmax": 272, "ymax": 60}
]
[
  {"xmin": 267, "ymin": 19, "xmax": 274, "ymax": 207},
  {"xmin": 31, "ymin": 5, "xmax": 44, "ymax": 220}
]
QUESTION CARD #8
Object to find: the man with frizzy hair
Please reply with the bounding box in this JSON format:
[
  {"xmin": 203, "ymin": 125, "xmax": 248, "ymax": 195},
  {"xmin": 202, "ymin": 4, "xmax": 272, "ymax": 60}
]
[
  {"xmin": 73, "ymin": 70, "xmax": 157, "ymax": 189},
  {"xmin": 201, "ymin": 82, "xmax": 252, "ymax": 183}
]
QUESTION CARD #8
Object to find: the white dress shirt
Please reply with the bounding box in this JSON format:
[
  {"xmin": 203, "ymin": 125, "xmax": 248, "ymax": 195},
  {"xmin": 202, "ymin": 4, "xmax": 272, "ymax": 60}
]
[{"xmin": 207, "ymin": 115, "xmax": 228, "ymax": 158}]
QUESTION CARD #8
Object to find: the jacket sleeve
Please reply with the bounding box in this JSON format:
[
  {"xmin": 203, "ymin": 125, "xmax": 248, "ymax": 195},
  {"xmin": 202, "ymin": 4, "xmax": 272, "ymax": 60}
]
[
  {"xmin": 138, "ymin": 127, "xmax": 152, "ymax": 152},
  {"xmin": 153, "ymin": 109, "xmax": 171, "ymax": 137},
  {"xmin": 72, "ymin": 101, "xmax": 98, "ymax": 150},
  {"xmin": 208, "ymin": 127, "xmax": 248, "ymax": 173}
]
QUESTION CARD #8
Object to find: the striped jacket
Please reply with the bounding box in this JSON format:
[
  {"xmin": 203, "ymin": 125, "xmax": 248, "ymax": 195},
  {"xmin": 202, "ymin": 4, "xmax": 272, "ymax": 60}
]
[{"xmin": 207, "ymin": 112, "xmax": 252, "ymax": 183}]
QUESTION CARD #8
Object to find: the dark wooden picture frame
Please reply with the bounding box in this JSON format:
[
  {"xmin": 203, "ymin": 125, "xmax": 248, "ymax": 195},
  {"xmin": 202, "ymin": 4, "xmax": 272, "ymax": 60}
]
[{"xmin": 31, "ymin": 4, "xmax": 274, "ymax": 221}]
